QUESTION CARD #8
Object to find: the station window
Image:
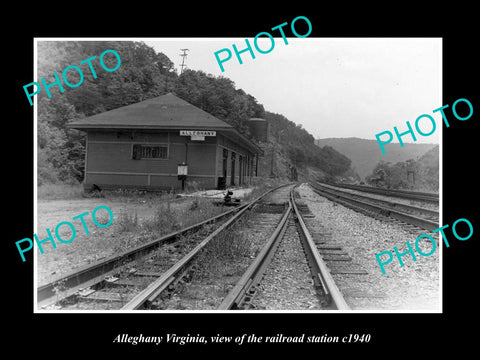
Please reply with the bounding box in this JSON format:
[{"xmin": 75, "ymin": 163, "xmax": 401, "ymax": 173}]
[{"xmin": 132, "ymin": 144, "xmax": 168, "ymax": 159}]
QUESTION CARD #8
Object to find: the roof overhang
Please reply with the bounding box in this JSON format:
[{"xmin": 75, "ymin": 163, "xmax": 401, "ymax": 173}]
[
  {"xmin": 67, "ymin": 124, "xmax": 233, "ymax": 131},
  {"xmin": 67, "ymin": 124, "xmax": 264, "ymax": 156},
  {"xmin": 221, "ymin": 128, "xmax": 264, "ymax": 155}
]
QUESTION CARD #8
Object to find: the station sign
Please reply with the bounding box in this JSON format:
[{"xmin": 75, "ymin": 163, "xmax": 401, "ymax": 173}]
[{"xmin": 180, "ymin": 130, "xmax": 216, "ymax": 141}]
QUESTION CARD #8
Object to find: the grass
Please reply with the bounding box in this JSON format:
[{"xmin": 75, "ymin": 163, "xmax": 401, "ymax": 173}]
[
  {"xmin": 158, "ymin": 214, "xmax": 256, "ymax": 309},
  {"xmin": 37, "ymin": 176, "xmax": 290, "ymax": 201},
  {"xmin": 193, "ymin": 214, "xmax": 254, "ymax": 278},
  {"xmin": 39, "ymin": 178, "xmax": 291, "ymax": 257},
  {"xmin": 204, "ymin": 229, "xmax": 252, "ymax": 261},
  {"xmin": 239, "ymin": 178, "xmax": 290, "ymax": 202},
  {"xmin": 37, "ymin": 183, "xmax": 84, "ymax": 200},
  {"xmin": 116, "ymin": 209, "xmax": 139, "ymax": 233},
  {"xmin": 114, "ymin": 196, "xmax": 224, "ymax": 243},
  {"xmin": 112, "ymin": 178, "xmax": 290, "ymax": 237},
  {"xmin": 111, "ymin": 183, "xmax": 267, "ymax": 269},
  {"xmin": 47, "ymin": 179, "xmax": 292, "ymax": 307},
  {"xmin": 37, "ymin": 182, "xmax": 179, "ymax": 201}
]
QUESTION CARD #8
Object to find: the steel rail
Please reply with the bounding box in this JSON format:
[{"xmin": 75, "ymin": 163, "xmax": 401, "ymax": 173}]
[
  {"xmin": 326, "ymin": 182, "xmax": 439, "ymax": 204},
  {"xmin": 121, "ymin": 184, "xmax": 294, "ymax": 310},
  {"xmin": 37, "ymin": 185, "xmax": 286, "ymax": 308},
  {"xmin": 121, "ymin": 204, "xmax": 256, "ymax": 309},
  {"xmin": 315, "ymin": 182, "xmax": 439, "ymax": 219},
  {"xmin": 217, "ymin": 202, "xmax": 291, "ymax": 310},
  {"xmin": 291, "ymin": 188, "xmax": 350, "ymax": 310},
  {"xmin": 310, "ymin": 184, "xmax": 439, "ymax": 231}
]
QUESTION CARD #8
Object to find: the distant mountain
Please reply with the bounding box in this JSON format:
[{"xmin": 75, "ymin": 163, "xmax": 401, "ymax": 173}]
[
  {"xmin": 314, "ymin": 137, "xmax": 438, "ymax": 180},
  {"xmin": 414, "ymin": 145, "xmax": 439, "ymax": 191}
]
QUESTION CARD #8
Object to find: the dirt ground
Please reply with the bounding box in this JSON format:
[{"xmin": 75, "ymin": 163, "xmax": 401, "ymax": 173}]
[
  {"xmin": 35, "ymin": 187, "xmax": 259, "ymax": 286},
  {"xmin": 35, "ymin": 195, "xmax": 193, "ymax": 285}
]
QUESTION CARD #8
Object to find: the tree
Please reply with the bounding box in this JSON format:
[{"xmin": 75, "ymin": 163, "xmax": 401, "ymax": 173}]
[
  {"xmin": 174, "ymin": 70, "xmax": 263, "ymax": 136},
  {"xmin": 36, "ymin": 40, "xmax": 180, "ymax": 184},
  {"xmin": 36, "ymin": 40, "xmax": 352, "ymax": 184}
]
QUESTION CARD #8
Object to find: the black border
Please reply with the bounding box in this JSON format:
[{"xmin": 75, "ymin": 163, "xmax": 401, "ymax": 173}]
[{"xmin": 6, "ymin": 5, "xmax": 478, "ymax": 355}]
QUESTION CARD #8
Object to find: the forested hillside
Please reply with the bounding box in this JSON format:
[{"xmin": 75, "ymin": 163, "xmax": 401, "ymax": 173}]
[
  {"xmin": 37, "ymin": 40, "xmax": 352, "ymax": 186},
  {"xmin": 266, "ymin": 112, "xmax": 351, "ymax": 177},
  {"xmin": 315, "ymin": 137, "xmax": 437, "ymax": 180},
  {"xmin": 365, "ymin": 145, "xmax": 439, "ymax": 192},
  {"xmin": 37, "ymin": 41, "xmax": 177, "ymax": 184}
]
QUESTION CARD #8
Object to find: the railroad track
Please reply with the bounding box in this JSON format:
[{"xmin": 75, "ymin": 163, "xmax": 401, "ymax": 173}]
[
  {"xmin": 310, "ymin": 182, "xmax": 439, "ymax": 232},
  {"xmin": 37, "ymin": 184, "xmax": 291, "ymax": 310},
  {"xmin": 41, "ymin": 183, "xmax": 383, "ymax": 311},
  {"xmin": 316, "ymin": 182, "xmax": 439, "ymax": 222},
  {"xmin": 154, "ymin": 185, "xmax": 293, "ymax": 310},
  {"xmin": 219, "ymin": 186, "xmax": 350, "ymax": 310},
  {"xmin": 329, "ymin": 182, "xmax": 439, "ymax": 204}
]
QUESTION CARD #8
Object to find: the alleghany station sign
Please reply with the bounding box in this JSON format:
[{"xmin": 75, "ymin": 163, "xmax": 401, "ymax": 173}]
[{"xmin": 180, "ymin": 130, "xmax": 216, "ymax": 141}]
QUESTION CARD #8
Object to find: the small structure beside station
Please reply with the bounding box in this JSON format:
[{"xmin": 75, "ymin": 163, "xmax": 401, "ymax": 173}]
[{"xmin": 67, "ymin": 93, "xmax": 264, "ymax": 191}]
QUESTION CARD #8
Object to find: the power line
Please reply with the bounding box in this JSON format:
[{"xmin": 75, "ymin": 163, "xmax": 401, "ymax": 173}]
[{"xmin": 179, "ymin": 49, "xmax": 189, "ymax": 75}]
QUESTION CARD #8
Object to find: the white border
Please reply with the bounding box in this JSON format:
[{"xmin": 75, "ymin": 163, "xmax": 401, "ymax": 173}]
[{"xmin": 33, "ymin": 37, "xmax": 443, "ymax": 314}]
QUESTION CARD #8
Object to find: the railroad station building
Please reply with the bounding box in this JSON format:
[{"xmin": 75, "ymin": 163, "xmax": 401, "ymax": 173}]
[{"xmin": 67, "ymin": 93, "xmax": 263, "ymax": 191}]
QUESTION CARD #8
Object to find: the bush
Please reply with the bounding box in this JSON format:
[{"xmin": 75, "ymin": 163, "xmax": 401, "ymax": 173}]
[
  {"xmin": 116, "ymin": 210, "xmax": 139, "ymax": 233},
  {"xmin": 37, "ymin": 182, "xmax": 83, "ymax": 199}
]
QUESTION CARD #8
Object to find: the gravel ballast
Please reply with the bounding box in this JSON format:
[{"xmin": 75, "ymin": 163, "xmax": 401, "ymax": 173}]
[
  {"xmin": 251, "ymin": 217, "xmax": 323, "ymax": 310},
  {"xmin": 296, "ymin": 183, "xmax": 440, "ymax": 311},
  {"xmin": 316, "ymin": 182, "xmax": 439, "ymax": 211}
]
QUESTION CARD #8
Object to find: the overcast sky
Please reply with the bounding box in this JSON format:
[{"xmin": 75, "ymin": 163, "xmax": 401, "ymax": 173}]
[{"xmin": 144, "ymin": 38, "xmax": 442, "ymax": 144}]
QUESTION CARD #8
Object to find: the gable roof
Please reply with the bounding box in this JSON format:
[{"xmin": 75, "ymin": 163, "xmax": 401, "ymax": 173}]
[
  {"xmin": 67, "ymin": 93, "xmax": 263, "ymax": 154},
  {"xmin": 67, "ymin": 93, "xmax": 234, "ymax": 131}
]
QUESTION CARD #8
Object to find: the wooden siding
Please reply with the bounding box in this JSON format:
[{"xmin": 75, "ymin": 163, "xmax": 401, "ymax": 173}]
[
  {"xmin": 88, "ymin": 131, "xmax": 169, "ymax": 143},
  {"xmin": 84, "ymin": 130, "xmax": 235, "ymax": 190},
  {"xmin": 183, "ymin": 143, "xmax": 217, "ymax": 175}
]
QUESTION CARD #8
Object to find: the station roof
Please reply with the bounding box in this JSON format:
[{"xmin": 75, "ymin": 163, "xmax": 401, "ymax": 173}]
[{"xmin": 67, "ymin": 93, "xmax": 262, "ymax": 154}]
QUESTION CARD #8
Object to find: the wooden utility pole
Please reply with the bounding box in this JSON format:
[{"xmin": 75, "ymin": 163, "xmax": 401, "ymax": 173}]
[{"xmin": 179, "ymin": 49, "xmax": 189, "ymax": 75}]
